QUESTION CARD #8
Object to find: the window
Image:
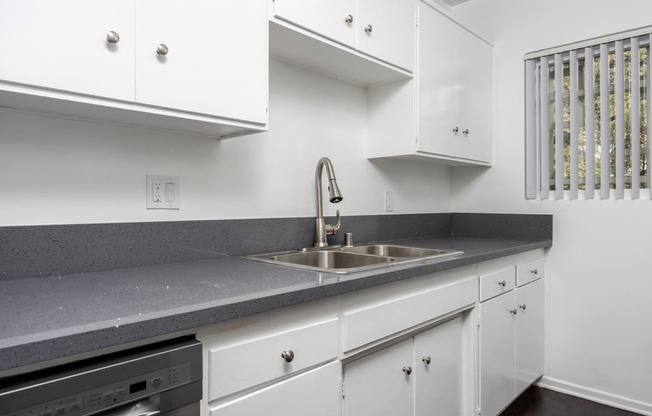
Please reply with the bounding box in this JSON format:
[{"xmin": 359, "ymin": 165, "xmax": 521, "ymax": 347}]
[{"xmin": 525, "ymin": 29, "xmax": 651, "ymax": 200}]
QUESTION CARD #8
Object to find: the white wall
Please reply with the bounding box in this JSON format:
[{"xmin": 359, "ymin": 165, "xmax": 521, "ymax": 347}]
[
  {"xmin": 449, "ymin": 0, "xmax": 652, "ymax": 413},
  {"xmin": 0, "ymin": 58, "xmax": 451, "ymax": 226}
]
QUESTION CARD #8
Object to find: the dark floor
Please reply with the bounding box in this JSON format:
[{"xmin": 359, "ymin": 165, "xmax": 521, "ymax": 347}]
[{"xmin": 499, "ymin": 386, "xmax": 642, "ymax": 416}]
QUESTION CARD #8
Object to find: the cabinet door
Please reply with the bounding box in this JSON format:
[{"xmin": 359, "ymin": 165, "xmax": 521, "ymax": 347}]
[
  {"xmin": 209, "ymin": 362, "xmax": 341, "ymax": 416},
  {"xmin": 515, "ymin": 279, "xmax": 545, "ymax": 395},
  {"xmin": 416, "ymin": 2, "xmax": 492, "ymax": 164},
  {"xmin": 135, "ymin": 0, "xmax": 268, "ymax": 123},
  {"xmin": 344, "ymin": 338, "xmax": 414, "ymax": 416},
  {"xmin": 479, "ymin": 292, "xmax": 516, "ymax": 416},
  {"xmin": 357, "ymin": 0, "xmax": 415, "ymax": 71},
  {"xmin": 0, "ymin": 0, "xmax": 135, "ymax": 100},
  {"xmin": 274, "ymin": 0, "xmax": 356, "ymax": 47},
  {"xmin": 414, "ymin": 316, "xmax": 463, "ymax": 416}
]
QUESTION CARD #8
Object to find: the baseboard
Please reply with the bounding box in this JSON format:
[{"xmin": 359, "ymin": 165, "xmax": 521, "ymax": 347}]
[{"xmin": 537, "ymin": 376, "xmax": 652, "ymax": 416}]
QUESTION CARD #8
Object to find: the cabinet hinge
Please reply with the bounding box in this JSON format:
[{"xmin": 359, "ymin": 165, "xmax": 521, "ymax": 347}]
[
  {"xmin": 415, "ymin": 14, "xmax": 419, "ymax": 27},
  {"xmin": 340, "ymin": 381, "xmax": 346, "ymax": 400},
  {"xmin": 477, "ymin": 315, "xmax": 481, "ymax": 327}
]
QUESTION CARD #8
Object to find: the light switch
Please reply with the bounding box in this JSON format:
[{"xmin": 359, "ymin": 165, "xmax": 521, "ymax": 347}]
[
  {"xmin": 147, "ymin": 175, "xmax": 180, "ymax": 209},
  {"xmin": 165, "ymin": 183, "xmax": 175, "ymax": 202}
]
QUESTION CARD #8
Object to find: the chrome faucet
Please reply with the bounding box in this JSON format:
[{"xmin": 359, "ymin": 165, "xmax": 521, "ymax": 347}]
[{"xmin": 314, "ymin": 157, "xmax": 343, "ymax": 247}]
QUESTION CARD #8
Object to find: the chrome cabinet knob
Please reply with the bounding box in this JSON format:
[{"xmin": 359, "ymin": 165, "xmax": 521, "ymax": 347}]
[
  {"xmin": 531, "ymin": 269, "xmax": 538, "ymax": 275},
  {"xmin": 345, "ymin": 15, "xmax": 353, "ymax": 23},
  {"xmin": 156, "ymin": 43, "xmax": 169, "ymax": 56},
  {"xmin": 510, "ymin": 308, "xmax": 518, "ymax": 315},
  {"xmin": 422, "ymin": 356, "xmax": 431, "ymax": 365},
  {"xmin": 364, "ymin": 25, "xmax": 373, "ymax": 33},
  {"xmin": 498, "ymin": 280, "xmax": 506, "ymax": 287},
  {"xmin": 402, "ymin": 366, "xmax": 412, "ymax": 375},
  {"xmin": 462, "ymin": 129, "xmax": 469, "ymax": 135},
  {"xmin": 452, "ymin": 127, "xmax": 459, "ymax": 133},
  {"xmin": 106, "ymin": 31, "xmax": 120, "ymax": 44},
  {"xmin": 281, "ymin": 350, "xmax": 295, "ymax": 363},
  {"xmin": 519, "ymin": 304, "xmax": 527, "ymax": 310}
]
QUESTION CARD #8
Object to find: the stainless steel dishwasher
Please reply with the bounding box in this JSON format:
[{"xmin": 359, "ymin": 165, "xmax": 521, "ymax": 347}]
[{"xmin": 0, "ymin": 337, "xmax": 202, "ymax": 416}]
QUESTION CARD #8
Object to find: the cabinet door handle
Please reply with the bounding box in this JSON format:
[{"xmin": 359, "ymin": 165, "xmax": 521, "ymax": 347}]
[
  {"xmin": 462, "ymin": 129, "xmax": 469, "ymax": 135},
  {"xmin": 364, "ymin": 25, "xmax": 373, "ymax": 33},
  {"xmin": 519, "ymin": 304, "xmax": 527, "ymax": 310},
  {"xmin": 422, "ymin": 356, "xmax": 431, "ymax": 365},
  {"xmin": 345, "ymin": 14, "xmax": 353, "ymax": 23},
  {"xmin": 452, "ymin": 126, "xmax": 459, "ymax": 133},
  {"xmin": 281, "ymin": 350, "xmax": 295, "ymax": 363},
  {"xmin": 498, "ymin": 280, "xmax": 506, "ymax": 287},
  {"xmin": 106, "ymin": 31, "xmax": 120, "ymax": 44},
  {"xmin": 509, "ymin": 308, "xmax": 518, "ymax": 315},
  {"xmin": 156, "ymin": 43, "xmax": 169, "ymax": 56},
  {"xmin": 402, "ymin": 366, "xmax": 412, "ymax": 375},
  {"xmin": 530, "ymin": 269, "xmax": 538, "ymax": 275}
]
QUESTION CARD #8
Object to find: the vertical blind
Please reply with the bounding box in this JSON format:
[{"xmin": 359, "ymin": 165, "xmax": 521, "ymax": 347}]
[{"xmin": 525, "ymin": 30, "xmax": 652, "ymax": 200}]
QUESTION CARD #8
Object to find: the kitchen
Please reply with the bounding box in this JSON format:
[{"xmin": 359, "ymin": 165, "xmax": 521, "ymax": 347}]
[{"xmin": 0, "ymin": 0, "xmax": 650, "ymax": 416}]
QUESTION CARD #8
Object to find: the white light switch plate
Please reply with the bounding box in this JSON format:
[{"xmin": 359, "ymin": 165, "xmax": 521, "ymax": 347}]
[{"xmin": 147, "ymin": 175, "xmax": 180, "ymax": 210}]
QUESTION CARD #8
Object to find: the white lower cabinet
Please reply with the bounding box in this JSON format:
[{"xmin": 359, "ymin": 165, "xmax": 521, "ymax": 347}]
[
  {"xmin": 198, "ymin": 250, "xmax": 545, "ymax": 416},
  {"xmin": 414, "ymin": 317, "xmax": 464, "ymax": 416},
  {"xmin": 344, "ymin": 316, "xmax": 464, "ymax": 416},
  {"xmin": 478, "ymin": 253, "xmax": 545, "ymax": 416},
  {"xmin": 209, "ymin": 362, "xmax": 341, "ymax": 416},
  {"xmin": 344, "ymin": 338, "xmax": 414, "ymax": 416}
]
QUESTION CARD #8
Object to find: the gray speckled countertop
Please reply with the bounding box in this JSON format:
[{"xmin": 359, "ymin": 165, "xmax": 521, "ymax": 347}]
[{"xmin": 0, "ymin": 235, "xmax": 551, "ymax": 376}]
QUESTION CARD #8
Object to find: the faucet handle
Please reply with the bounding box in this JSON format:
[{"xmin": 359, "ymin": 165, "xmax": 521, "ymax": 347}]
[{"xmin": 325, "ymin": 210, "xmax": 341, "ymax": 236}]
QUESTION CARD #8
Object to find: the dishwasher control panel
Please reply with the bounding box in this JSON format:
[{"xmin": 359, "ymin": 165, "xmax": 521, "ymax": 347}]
[
  {"xmin": 4, "ymin": 362, "xmax": 191, "ymax": 416},
  {"xmin": 0, "ymin": 338, "xmax": 202, "ymax": 416}
]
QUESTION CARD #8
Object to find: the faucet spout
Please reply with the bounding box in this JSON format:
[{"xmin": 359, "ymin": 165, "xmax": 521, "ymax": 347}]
[{"xmin": 314, "ymin": 157, "xmax": 343, "ymax": 247}]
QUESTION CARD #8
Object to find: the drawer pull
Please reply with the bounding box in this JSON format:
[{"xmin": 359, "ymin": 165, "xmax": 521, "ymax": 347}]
[
  {"xmin": 281, "ymin": 350, "xmax": 295, "ymax": 363},
  {"xmin": 519, "ymin": 304, "xmax": 527, "ymax": 310},
  {"xmin": 498, "ymin": 280, "xmax": 506, "ymax": 287},
  {"xmin": 422, "ymin": 356, "xmax": 431, "ymax": 365},
  {"xmin": 345, "ymin": 14, "xmax": 353, "ymax": 23},
  {"xmin": 509, "ymin": 308, "xmax": 518, "ymax": 315},
  {"xmin": 364, "ymin": 24, "xmax": 373, "ymax": 33},
  {"xmin": 156, "ymin": 43, "xmax": 169, "ymax": 56},
  {"xmin": 530, "ymin": 269, "xmax": 538, "ymax": 275},
  {"xmin": 402, "ymin": 366, "xmax": 412, "ymax": 375},
  {"xmin": 106, "ymin": 31, "xmax": 120, "ymax": 44}
]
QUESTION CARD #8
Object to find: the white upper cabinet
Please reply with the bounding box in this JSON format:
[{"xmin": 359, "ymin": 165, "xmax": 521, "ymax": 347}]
[
  {"xmin": 271, "ymin": 0, "xmax": 414, "ymax": 85},
  {"xmin": 356, "ymin": 0, "xmax": 415, "ymax": 71},
  {"xmin": 416, "ymin": 2, "xmax": 493, "ymax": 164},
  {"xmin": 136, "ymin": 0, "xmax": 268, "ymax": 123},
  {"xmin": 0, "ymin": 0, "xmax": 268, "ymax": 137},
  {"xmin": 367, "ymin": 1, "xmax": 494, "ymax": 166},
  {"xmin": 0, "ymin": 0, "xmax": 135, "ymax": 101},
  {"xmin": 273, "ymin": 0, "xmax": 357, "ymax": 47}
]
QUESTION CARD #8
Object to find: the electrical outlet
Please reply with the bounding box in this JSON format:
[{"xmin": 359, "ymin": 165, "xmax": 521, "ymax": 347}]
[
  {"xmin": 384, "ymin": 190, "xmax": 393, "ymax": 212},
  {"xmin": 147, "ymin": 175, "xmax": 180, "ymax": 210}
]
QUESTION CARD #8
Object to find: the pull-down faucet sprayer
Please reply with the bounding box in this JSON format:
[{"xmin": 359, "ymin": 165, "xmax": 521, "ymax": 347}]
[{"xmin": 314, "ymin": 157, "xmax": 343, "ymax": 247}]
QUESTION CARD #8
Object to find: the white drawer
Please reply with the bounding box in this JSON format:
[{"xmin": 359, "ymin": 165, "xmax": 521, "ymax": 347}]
[
  {"xmin": 479, "ymin": 267, "xmax": 515, "ymax": 302},
  {"xmin": 208, "ymin": 318, "xmax": 339, "ymax": 401},
  {"xmin": 342, "ymin": 274, "xmax": 477, "ymax": 352},
  {"xmin": 516, "ymin": 257, "xmax": 544, "ymax": 286},
  {"xmin": 210, "ymin": 362, "xmax": 342, "ymax": 416}
]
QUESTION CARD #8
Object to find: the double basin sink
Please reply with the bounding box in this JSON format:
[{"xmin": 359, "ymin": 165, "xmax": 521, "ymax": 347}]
[{"xmin": 246, "ymin": 244, "xmax": 463, "ymax": 274}]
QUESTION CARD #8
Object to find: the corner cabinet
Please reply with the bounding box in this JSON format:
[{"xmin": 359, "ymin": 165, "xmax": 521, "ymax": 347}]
[
  {"xmin": 0, "ymin": 0, "xmax": 268, "ymax": 138},
  {"xmin": 478, "ymin": 252, "xmax": 545, "ymax": 416},
  {"xmin": 367, "ymin": 0, "xmax": 494, "ymax": 166}
]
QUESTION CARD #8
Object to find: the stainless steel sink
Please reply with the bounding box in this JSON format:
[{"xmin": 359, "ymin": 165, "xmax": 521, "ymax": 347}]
[
  {"xmin": 245, "ymin": 244, "xmax": 462, "ymax": 274},
  {"xmin": 263, "ymin": 250, "xmax": 394, "ymax": 272},
  {"xmin": 340, "ymin": 244, "xmax": 458, "ymax": 259}
]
